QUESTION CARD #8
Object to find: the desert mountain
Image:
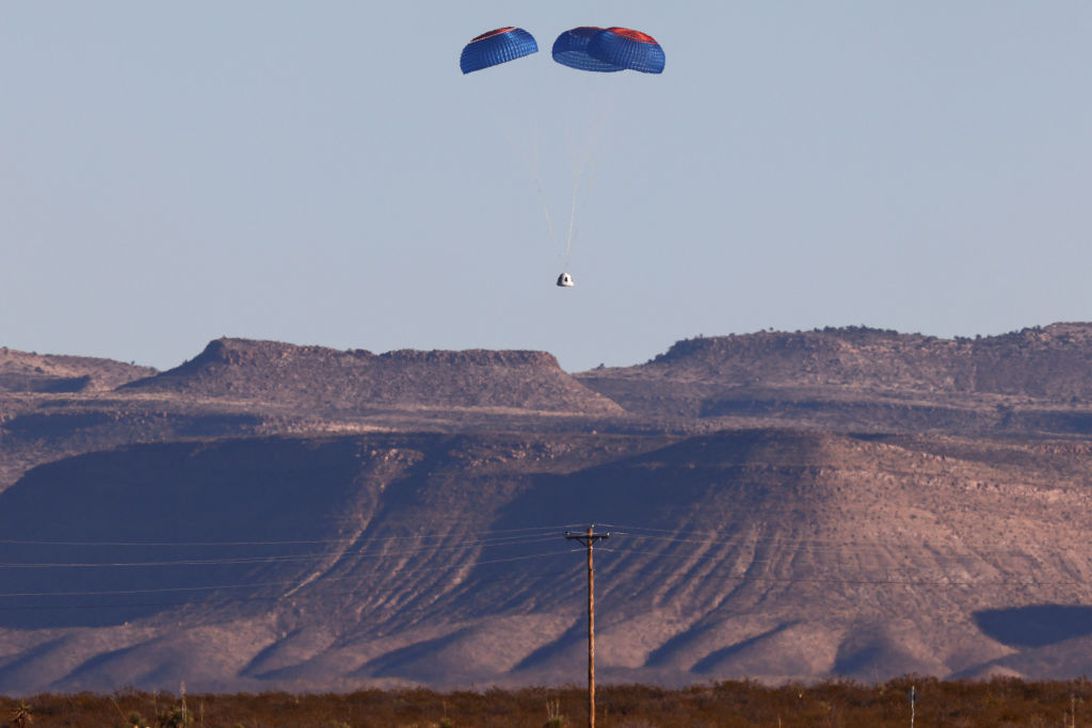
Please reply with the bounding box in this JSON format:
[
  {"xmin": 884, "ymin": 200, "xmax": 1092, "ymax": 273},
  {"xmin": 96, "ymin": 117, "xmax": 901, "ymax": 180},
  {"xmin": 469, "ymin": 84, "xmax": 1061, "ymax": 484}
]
[
  {"xmin": 0, "ymin": 325, "xmax": 1088, "ymax": 693},
  {"xmin": 0, "ymin": 347, "xmax": 155, "ymax": 393},
  {"xmin": 123, "ymin": 338, "xmax": 623, "ymax": 416},
  {"xmin": 611, "ymin": 323, "xmax": 1090, "ymax": 397},
  {"xmin": 577, "ymin": 324, "xmax": 1092, "ymax": 435}
]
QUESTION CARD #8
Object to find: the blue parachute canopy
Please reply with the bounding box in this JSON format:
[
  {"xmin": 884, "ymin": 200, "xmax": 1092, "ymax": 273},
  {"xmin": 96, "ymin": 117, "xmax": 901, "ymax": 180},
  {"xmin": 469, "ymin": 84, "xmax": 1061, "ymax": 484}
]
[
  {"xmin": 587, "ymin": 27, "xmax": 665, "ymax": 74},
  {"xmin": 552, "ymin": 27, "xmax": 624, "ymax": 72},
  {"xmin": 460, "ymin": 27, "xmax": 538, "ymax": 74}
]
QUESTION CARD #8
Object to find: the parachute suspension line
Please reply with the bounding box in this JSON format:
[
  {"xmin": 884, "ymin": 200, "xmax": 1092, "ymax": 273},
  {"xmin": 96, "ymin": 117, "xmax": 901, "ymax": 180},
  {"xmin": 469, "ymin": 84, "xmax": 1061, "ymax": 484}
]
[
  {"xmin": 529, "ymin": 56, "xmax": 560, "ymax": 252},
  {"xmin": 502, "ymin": 101, "xmax": 557, "ymax": 250},
  {"xmin": 522, "ymin": 56, "xmax": 559, "ymax": 251},
  {"xmin": 562, "ymin": 90, "xmax": 618, "ymax": 267},
  {"xmin": 529, "ymin": 122, "xmax": 558, "ymax": 248},
  {"xmin": 564, "ymin": 161, "xmax": 584, "ymax": 265}
]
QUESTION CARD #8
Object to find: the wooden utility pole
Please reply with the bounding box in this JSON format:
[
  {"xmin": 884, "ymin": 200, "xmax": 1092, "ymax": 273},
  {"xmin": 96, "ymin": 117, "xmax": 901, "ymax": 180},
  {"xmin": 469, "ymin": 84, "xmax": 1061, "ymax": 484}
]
[{"xmin": 566, "ymin": 525, "xmax": 610, "ymax": 728}]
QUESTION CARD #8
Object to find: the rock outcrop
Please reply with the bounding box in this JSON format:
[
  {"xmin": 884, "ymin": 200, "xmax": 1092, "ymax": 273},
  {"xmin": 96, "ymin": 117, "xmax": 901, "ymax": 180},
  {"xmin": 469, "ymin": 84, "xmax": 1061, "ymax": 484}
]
[
  {"xmin": 577, "ymin": 324, "xmax": 1091, "ymax": 428},
  {"xmin": 123, "ymin": 339, "xmax": 623, "ymax": 416}
]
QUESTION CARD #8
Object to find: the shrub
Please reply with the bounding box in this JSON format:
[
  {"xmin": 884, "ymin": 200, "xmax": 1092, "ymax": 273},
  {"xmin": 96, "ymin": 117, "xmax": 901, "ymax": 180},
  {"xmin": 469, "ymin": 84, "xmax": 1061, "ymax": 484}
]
[{"xmin": 544, "ymin": 698, "xmax": 566, "ymax": 728}]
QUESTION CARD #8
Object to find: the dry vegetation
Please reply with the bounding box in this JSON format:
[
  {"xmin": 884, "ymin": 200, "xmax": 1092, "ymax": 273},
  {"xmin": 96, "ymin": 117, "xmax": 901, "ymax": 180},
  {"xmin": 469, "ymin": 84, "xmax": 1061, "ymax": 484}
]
[{"xmin": 3, "ymin": 679, "xmax": 1090, "ymax": 728}]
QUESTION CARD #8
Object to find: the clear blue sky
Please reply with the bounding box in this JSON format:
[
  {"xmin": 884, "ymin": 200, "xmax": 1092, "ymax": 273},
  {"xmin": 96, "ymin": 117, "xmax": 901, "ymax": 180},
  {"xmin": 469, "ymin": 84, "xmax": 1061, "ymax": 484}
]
[{"xmin": 2, "ymin": 2, "xmax": 1090, "ymax": 371}]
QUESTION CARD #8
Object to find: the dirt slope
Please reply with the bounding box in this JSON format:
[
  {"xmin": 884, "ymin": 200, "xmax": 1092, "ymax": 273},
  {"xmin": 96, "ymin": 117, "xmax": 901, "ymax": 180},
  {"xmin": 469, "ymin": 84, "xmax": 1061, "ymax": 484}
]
[
  {"xmin": 0, "ymin": 348, "xmax": 155, "ymax": 393},
  {"xmin": 0, "ymin": 430, "xmax": 1088, "ymax": 693}
]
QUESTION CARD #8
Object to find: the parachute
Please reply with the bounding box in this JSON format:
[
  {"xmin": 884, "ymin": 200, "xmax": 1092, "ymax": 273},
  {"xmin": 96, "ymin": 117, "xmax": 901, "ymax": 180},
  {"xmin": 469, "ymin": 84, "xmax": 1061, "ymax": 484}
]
[
  {"xmin": 460, "ymin": 26, "xmax": 666, "ymax": 75},
  {"xmin": 586, "ymin": 28, "xmax": 665, "ymax": 74},
  {"xmin": 460, "ymin": 27, "xmax": 539, "ymax": 74},
  {"xmin": 551, "ymin": 27, "xmax": 624, "ymax": 73},
  {"xmin": 460, "ymin": 24, "xmax": 664, "ymax": 286},
  {"xmin": 553, "ymin": 27, "xmax": 664, "ymax": 74}
]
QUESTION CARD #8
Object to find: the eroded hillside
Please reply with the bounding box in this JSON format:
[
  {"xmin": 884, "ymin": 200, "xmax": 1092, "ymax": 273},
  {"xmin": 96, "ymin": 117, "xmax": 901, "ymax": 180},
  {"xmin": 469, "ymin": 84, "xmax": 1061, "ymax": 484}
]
[
  {"xmin": 0, "ymin": 430, "xmax": 1088, "ymax": 692},
  {"xmin": 0, "ymin": 326, "xmax": 1088, "ymax": 693}
]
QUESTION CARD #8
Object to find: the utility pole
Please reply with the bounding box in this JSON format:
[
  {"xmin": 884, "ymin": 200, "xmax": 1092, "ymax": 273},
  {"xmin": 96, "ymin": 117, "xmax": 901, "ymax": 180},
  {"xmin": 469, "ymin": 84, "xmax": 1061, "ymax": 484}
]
[{"xmin": 566, "ymin": 525, "xmax": 610, "ymax": 728}]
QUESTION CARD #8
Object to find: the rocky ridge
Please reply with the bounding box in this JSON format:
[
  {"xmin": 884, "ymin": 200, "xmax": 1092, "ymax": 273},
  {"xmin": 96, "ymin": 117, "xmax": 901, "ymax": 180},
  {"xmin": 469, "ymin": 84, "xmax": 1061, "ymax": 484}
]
[
  {"xmin": 123, "ymin": 338, "xmax": 623, "ymax": 416},
  {"xmin": 626, "ymin": 323, "xmax": 1089, "ymax": 397},
  {"xmin": 576, "ymin": 324, "xmax": 1092, "ymax": 426}
]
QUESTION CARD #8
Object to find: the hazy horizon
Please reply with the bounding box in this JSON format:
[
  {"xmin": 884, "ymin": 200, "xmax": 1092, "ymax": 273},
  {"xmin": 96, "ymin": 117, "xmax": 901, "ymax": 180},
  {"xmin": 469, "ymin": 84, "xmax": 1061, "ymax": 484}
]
[{"xmin": 9, "ymin": 321, "xmax": 1090, "ymax": 376}]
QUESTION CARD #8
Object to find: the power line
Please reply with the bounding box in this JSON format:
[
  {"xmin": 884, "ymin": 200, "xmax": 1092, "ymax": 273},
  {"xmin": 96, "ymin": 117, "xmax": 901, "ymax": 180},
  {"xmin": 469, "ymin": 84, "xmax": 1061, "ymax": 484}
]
[
  {"xmin": 0, "ymin": 522, "xmax": 1082, "ymax": 576},
  {"xmin": 0, "ymin": 547, "xmax": 582, "ymax": 599},
  {"xmin": 602, "ymin": 524, "xmax": 1057, "ymax": 555},
  {"xmin": 0, "ymin": 517, "xmax": 1082, "ymax": 607},
  {"xmin": 0, "ymin": 533, "xmax": 564, "ymax": 569},
  {"xmin": 0, "ymin": 523, "xmax": 584, "ymax": 548},
  {"xmin": 597, "ymin": 545, "xmax": 1091, "ymax": 587},
  {"xmin": 0, "ymin": 566, "xmax": 584, "ymax": 613}
]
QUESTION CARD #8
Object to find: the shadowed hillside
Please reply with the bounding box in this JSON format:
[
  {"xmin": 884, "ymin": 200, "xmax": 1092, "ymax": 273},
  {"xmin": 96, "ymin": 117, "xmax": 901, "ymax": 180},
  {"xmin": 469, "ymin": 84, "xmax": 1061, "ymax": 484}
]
[
  {"xmin": 0, "ymin": 428, "xmax": 1088, "ymax": 693},
  {"xmin": 0, "ymin": 325, "xmax": 1088, "ymax": 694}
]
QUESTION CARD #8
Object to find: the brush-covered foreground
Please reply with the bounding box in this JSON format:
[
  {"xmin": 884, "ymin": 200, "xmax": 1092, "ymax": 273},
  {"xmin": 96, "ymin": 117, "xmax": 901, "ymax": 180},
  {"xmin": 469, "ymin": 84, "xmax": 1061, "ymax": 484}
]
[{"xmin": 2, "ymin": 679, "xmax": 1089, "ymax": 728}]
